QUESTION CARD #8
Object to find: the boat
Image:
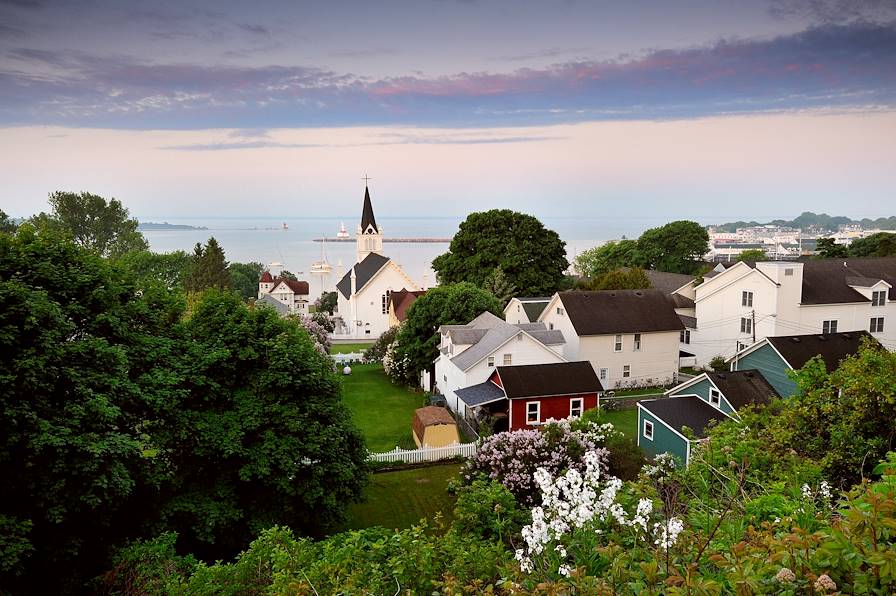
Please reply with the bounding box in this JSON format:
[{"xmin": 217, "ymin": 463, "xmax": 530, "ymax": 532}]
[
  {"xmin": 282, "ymin": 222, "xmax": 289, "ymax": 230},
  {"xmin": 336, "ymin": 221, "xmax": 349, "ymax": 239},
  {"xmin": 310, "ymin": 237, "xmax": 332, "ymax": 274}
]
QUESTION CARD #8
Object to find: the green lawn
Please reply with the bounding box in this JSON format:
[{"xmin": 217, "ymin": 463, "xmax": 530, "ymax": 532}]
[
  {"xmin": 342, "ymin": 463, "xmax": 461, "ymax": 531},
  {"xmin": 331, "ymin": 342, "xmax": 372, "ymax": 354},
  {"xmin": 341, "ymin": 363, "xmax": 425, "ymax": 452},
  {"xmin": 598, "ymin": 408, "xmax": 638, "ymax": 440},
  {"xmin": 610, "ymin": 386, "xmax": 667, "ymax": 397}
]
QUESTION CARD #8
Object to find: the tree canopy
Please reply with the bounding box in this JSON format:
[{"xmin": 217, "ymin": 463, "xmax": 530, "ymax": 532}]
[
  {"xmin": 185, "ymin": 238, "xmax": 232, "ymax": 292},
  {"xmin": 573, "ymin": 239, "xmax": 639, "ymax": 278},
  {"xmin": 848, "ymin": 232, "xmax": 896, "ymax": 257},
  {"xmin": 30, "ymin": 191, "xmax": 148, "ymax": 257},
  {"xmin": 589, "ymin": 267, "xmax": 651, "ymax": 290},
  {"xmin": 0, "ymin": 209, "xmax": 16, "ymax": 233},
  {"xmin": 118, "ymin": 249, "xmax": 193, "ymax": 290},
  {"xmin": 816, "ymin": 237, "xmax": 849, "ymax": 259},
  {"xmin": 432, "ymin": 210, "xmax": 568, "ymax": 296},
  {"xmin": 735, "ymin": 248, "xmax": 767, "ymax": 262},
  {"xmin": 228, "ymin": 261, "xmax": 265, "ymax": 300}
]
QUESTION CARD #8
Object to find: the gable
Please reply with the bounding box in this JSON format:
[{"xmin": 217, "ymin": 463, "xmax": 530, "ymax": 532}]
[
  {"xmin": 336, "ymin": 253, "xmax": 391, "ymax": 299},
  {"xmin": 732, "ymin": 343, "xmax": 796, "ymax": 398},
  {"xmin": 695, "ymin": 262, "xmax": 776, "ymax": 303}
]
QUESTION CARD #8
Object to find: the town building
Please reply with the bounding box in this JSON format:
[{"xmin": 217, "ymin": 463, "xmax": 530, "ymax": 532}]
[
  {"xmin": 504, "ymin": 297, "xmax": 552, "ymax": 325},
  {"xmin": 388, "ymin": 289, "xmax": 426, "ymax": 327},
  {"xmin": 257, "ymin": 272, "xmax": 310, "ymax": 315},
  {"xmin": 334, "ymin": 186, "xmax": 421, "ymax": 339},
  {"xmin": 539, "ymin": 290, "xmax": 684, "ymax": 389}
]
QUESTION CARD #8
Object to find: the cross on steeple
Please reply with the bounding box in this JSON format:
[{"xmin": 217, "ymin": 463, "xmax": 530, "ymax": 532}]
[{"xmin": 361, "ymin": 174, "xmax": 372, "ymax": 186}]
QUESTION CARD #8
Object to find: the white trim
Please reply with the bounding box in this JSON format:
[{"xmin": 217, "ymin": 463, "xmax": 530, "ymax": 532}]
[
  {"xmin": 570, "ymin": 397, "xmax": 584, "ymax": 418},
  {"xmin": 525, "ymin": 401, "xmax": 541, "ymax": 425},
  {"xmin": 709, "ymin": 387, "xmax": 721, "ymax": 407},
  {"xmin": 637, "ymin": 402, "xmax": 693, "ymax": 443},
  {"xmin": 695, "ymin": 263, "xmax": 777, "ymax": 303},
  {"xmin": 664, "ymin": 372, "xmax": 709, "ymax": 396},
  {"xmin": 642, "ymin": 418, "xmax": 654, "ymax": 441}
]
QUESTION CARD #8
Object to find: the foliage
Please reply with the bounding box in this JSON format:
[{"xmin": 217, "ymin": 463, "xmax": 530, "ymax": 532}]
[
  {"xmin": 574, "ymin": 239, "xmax": 639, "ymax": 277},
  {"xmin": 481, "ymin": 265, "xmax": 518, "ymax": 305},
  {"xmin": 0, "ymin": 209, "xmax": 17, "ymax": 233},
  {"xmin": 709, "ymin": 355, "xmax": 728, "ymax": 372},
  {"xmin": 315, "ymin": 290, "xmax": 338, "ymax": 314},
  {"xmin": 296, "ymin": 314, "xmax": 332, "ymax": 354},
  {"xmin": 849, "ymin": 232, "xmax": 896, "ymax": 257},
  {"xmin": 433, "ymin": 209, "xmax": 568, "ymax": 296},
  {"xmin": 452, "ymin": 479, "xmax": 529, "ymax": 543},
  {"xmin": 363, "ymin": 324, "xmax": 400, "ymax": 362},
  {"xmin": 278, "ymin": 269, "xmax": 298, "ymax": 281},
  {"xmin": 590, "ymin": 267, "xmax": 651, "ymax": 290},
  {"xmin": 390, "ymin": 283, "xmax": 502, "ymax": 384},
  {"xmin": 636, "ymin": 220, "xmax": 710, "ymax": 274},
  {"xmin": 102, "ymin": 532, "xmax": 196, "ymax": 595},
  {"xmin": 117, "ymin": 249, "xmax": 192, "ymax": 290},
  {"xmin": 184, "ymin": 237, "xmax": 232, "ymax": 292},
  {"xmin": 711, "ymin": 211, "xmax": 893, "ymax": 233},
  {"xmin": 227, "ymin": 261, "xmax": 264, "ymax": 301},
  {"xmin": 769, "ymin": 340, "xmax": 896, "ymax": 486},
  {"xmin": 309, "ymin": 310, "xmax": 334, "ymax": 333},
  {"xmin": 29, "ymin": 191, "xmax": 148, "ymax": 257},
  {"xmin": 735, "ymin": 248, "xmax": 767, "ymax": 261},
  {"xmin": 816, "ymin": 237, "xmax": 849, "ymax": 258}
]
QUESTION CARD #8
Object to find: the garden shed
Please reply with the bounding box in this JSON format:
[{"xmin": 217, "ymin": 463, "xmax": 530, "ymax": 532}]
[{"xmin": 412, "ymin": 406, "xmax": 460, "ymax": 448}]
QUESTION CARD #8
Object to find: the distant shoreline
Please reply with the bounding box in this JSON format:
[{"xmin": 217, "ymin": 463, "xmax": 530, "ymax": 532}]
[{"xmin": 138, "ymin": 222, "xmax": 208, "ymax": 231}]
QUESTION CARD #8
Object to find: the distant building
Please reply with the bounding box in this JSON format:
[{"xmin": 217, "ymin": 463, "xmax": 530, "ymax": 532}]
[
  {"xmin": 388, "ymin": 289, "xmax": 426, "ymax": 327},
  {"xmin": 503, "ymin": 297, "xmax": 552, "ymax": 325},
  {"xmin": 258, "ymin": 271, "xmax": 310, "ymax": 315}
]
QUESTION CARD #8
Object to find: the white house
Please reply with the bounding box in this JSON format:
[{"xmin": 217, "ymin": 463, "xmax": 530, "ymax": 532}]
[
  {"xmin": 431, "ymin": 312, "xmax": 566, "ymax": 418},
  {"xmin": 504, "ymin": 297, "xmax": 551, "ymax": 325},
  {"xmin": 689, "ymin": 257, "xmax": 896, "ymax": 366},
  {"xmin": 539, "ymin": 290, "xmax": 684, "ymax": 389},
  {"xmin": 257, "ymin": 272, "xmax": 310, "ymax": 315},
  {"xmin": 334, "ymin": 186, "xmax": 421, "ymax": 339}
]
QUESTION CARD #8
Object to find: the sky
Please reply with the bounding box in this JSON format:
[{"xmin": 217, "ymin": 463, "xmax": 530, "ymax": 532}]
[{"xmin": 1, "ymin": 0, "xmax": 895, "ymax": 221}]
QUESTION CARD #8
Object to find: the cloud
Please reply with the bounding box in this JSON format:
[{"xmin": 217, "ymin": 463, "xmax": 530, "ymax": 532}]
[
  {"xmin": 160, "ymin": 140, "xmax": 326, "ymax": 151},
  {"xmin": 2, "ymin": 22, "xmax": 895, "ymax": 129},
  {"xmin": 236, "ymin": 23, "xmax": 271, "ymax": 37},
  {"xmin": 329, "ymin": 47, "xmax": 401, "ymax": 58},
  {"xmin": 768, "ymin": 0, "xmax": 896, "ymax": 24}
]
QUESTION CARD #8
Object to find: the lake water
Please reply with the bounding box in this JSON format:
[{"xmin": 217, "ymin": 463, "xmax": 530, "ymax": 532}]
[{"xmin": 142, "ymin": 215, "xmax": 700, "ymax": 298}]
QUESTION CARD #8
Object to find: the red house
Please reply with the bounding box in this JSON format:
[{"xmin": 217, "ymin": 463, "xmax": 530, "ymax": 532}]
[{"xmin": 455, "ymin": 361, "xmax": 602, "ymax": 432}]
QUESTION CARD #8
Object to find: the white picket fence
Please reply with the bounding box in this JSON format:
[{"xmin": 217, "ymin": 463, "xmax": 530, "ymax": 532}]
[{"xmin": 368, "ymin": 442, "xmax": 478, "ymax": 464}]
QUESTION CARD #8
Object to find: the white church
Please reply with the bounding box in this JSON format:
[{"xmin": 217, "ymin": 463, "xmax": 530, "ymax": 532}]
[{"xmin": 335, "ymin": 186, "xmax": 421, "ymax": 338}]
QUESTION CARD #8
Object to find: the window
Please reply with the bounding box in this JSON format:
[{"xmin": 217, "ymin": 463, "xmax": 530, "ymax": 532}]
[
  {"xmin": 599, "ymin": 368, "xmax": 609, "ymax": 382},
  {"xmin": 517, "ymin": 304, "xmax": 521, "ymax": 312},
  {"xmin": 570, "ymin": 398, "xmax": 583, "ymax": 418},
  {"xmin": 443, "ymin": 374, "xmax": 447, "ymax": 382},
  {"xmin": 872, "ymin": 290, "xmax": 887, "ymax": 307},
  {"xmin": 870, "ymin": 317, "xmax": 885, "ymax": 333},
  {"xmin": 381, "ymin": 290, "xmax": 391, "ymax": 315},
  {"xmin": 742, "ymin": 291, "xmax": 753, "ymax": 307},
  {"xmin": 740, "ymin": 317, "xmax": 752, "ymax": 335},
  {"xmin": 709, "ymin": 388, "xmax": 721, "ymax": 407},
  {"xmin": 526, "ymin": 402, "xmax": 540, "ymax": 425},
  {"xmin": 549, "ymin": 323, "xmax": 554, "ymax": 330},
  {"xmin": 822, "ymin": 320, "xmax": 838, "ymax": 334},
  {"xmin": 557, "ymin": 307, "xmax": 565, "ymax": 316},
  {"xmin": 614, "ymin": 334, "xmax": 623, "ymax": 352},
  {"xmin": 487, "ymin": 356, "xmax": 495, "ymax": 367},
  {"xmin": 680, "ymin": 329, "xmax": 691, "ymax": 344},
  {"xmin": 622, "ymin": 365, "xmax": 631, "ymax": 378},
  {"xmin": 503, "ymin": 353, "xmax": 512, "ymax": 365},
  {"xmin": 643, "ymin": 420, "xmax": 654, "ymax": 441},
  {"xmin": 633, "ymin": 333, "xmax": 642, "ymax": 351}
]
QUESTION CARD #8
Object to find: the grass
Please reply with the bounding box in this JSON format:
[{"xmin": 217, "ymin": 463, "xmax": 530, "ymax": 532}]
[
  {"xmin": 598, "ymin": 408, "xmax": 638, "ymax": 440},
  {"xmin": 679, "ymin": 367, "xmax": 702, "ymax": 376},
  {"xmin": 331, "ymin": 342, "xmax": 372, "ymax": 354},
  {"xmin": 609, "ymin": 386, "xmax": 667, "ymax": 397},
  {"xmin": 342, "ymin": 463, "xmax": 461, "ymax": 531},
  {"xmin": 341, "ymin": 363, "xmax": 426, "ymax": 452}
]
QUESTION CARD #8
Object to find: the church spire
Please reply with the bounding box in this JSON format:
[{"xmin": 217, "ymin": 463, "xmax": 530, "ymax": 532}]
[{"xmin": 360, "ymin": 185, "xmax": 378, "ymax": 234}]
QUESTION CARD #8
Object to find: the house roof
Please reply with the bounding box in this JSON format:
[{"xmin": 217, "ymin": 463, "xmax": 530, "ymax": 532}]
[
  {"xmin": 496, "ymin": 361, "xmax": 602, "ymax": 398},
  {"xmin": 766, "ymin": 331, "xmax": 876, "ymax": 372},
  {"xmin": 414, "ymin": 406, "xmax": 456, "ymax": 427},
  {"xmin": 800, "ymin": 258, "xmax": 896, "ymax": 304},
  {"xmin": 456, "ymin": 380, "xmax": 507, "ymax": 407},
  {"xmin": 336, "ymin": 252, "xmax": 391, "ymax": 299},
  {"xmin": 260, "ymin": 271, "xmax": 273, "ymax": 283},
  {"xmin": 706, "ymin": 370, "xmax": 779, "ymax": 410},
  {"xmin": 558, "ymin": 290, "xmax": 685, "ymax": 336},
  {"xmin": 256, "ymin": 293, "xmax": 288, "ymax": 315},
  {"xmin": 360, "ymin": 186, "xmax": 378, "ymax": 233},
  {"xmin": 669, "ymin": 293, "xmax": 696, "ymax": 309},
  {"xmin": 678, "ymin": 314, "xmax": 697, "ymax": 329},
  {"xmin": 522, "ymin": 300, "xmax": 551, "ymax": 322},
  {"xmin": 640, "ymin": 397, "xmax": 728, "ymax": 439},
  {"xmin": 389, "ymin": 289, "xmax": 426, "ymax": 322},
  {"xmin": 271, "ymin": 278, "xmax": 309, "ymax": 295},
  {"xmin": 642, "ymin": 270, "xmax": 695, "ymax": 294},
  {"xmin": 443, "ymin": 311, "xmax": 564, "ymax": 371}
]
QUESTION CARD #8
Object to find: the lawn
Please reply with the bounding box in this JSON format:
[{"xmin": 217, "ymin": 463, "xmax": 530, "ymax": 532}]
[
  {"xmin": 341, "ymin": 363, "xmax": 425, "ymax": 452},
  {"xmin": 598, "ymin": 407, "xmax": 638, "ymax": 440},
  {"xmin": 331, "ymin": 342, "xmax": 372, "ymax": 354},
  {"xmin": 342, "ymin": 463, "xmax": 461, "ymax": 531},
  {"xmin": 609, "ymin": 386, "xmax": 667, "ymax": 397}
]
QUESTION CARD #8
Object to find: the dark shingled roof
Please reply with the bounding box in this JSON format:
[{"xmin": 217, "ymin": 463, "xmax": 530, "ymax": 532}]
[
  {"xmin": 522, "ymin": 300, "xmax": 550, "ymax": 322},
  {"xmin": 643, "ymin": 270, "xmax": 695, "ymax": 294},
  {"xmin": 389, "ymin": 289, "xmax": 426, "ymax": 322},
  {"xmin": 336, "ymin": 252, "xmax": 391, "ymax": 299},
  {"xmin": 669, "ymin": 293, "xmax": 695, "ymax": 309},
  {"xmin": 767, "ymin": 331, "xmax": 877, "ymax": 372},
  {"xmin": 678, "ymin": 314, "xmax": 697, "ymax": 329},
  {"xmin": 640, "ymin": 397, "xmax": 728, "ymax": 439},
  {"xmin": 707, "ymin": 370, "xmax": 779, "ymax": 410},
  {"xmin": 800, "ymin": 258, "xmax": 896, "ymax": 304},
  {"xmin": 456, "ymin": 381, "xmax": 506, "ymax": 407},
  {"xmin": 360, "ymin": 186, "xmax": 378, "ymax": 233},
  {"xmin": 559, "ymin": 290, "xmax": 685, "ymax": 336},
  {"xmin": 496, "ymin": 361, "xmax": 602, "ymax": 399},
  {"xmin": 271, "ymin": 278, "xmax": 309, "ymax": 295}
]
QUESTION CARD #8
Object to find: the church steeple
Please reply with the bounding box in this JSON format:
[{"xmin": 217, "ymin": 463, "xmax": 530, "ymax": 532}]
[
  {"xmin": 356, "ymin": 181, "xmax": 383, "ymax": 263},
  {"xmin": 360, "ymin": 186, "xmax": 378, "ymax": 234}
]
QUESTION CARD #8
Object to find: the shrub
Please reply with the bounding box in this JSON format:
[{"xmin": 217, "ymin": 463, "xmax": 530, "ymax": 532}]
[
  {"xmin": 709, "ymin": 355, "xmax": 728, "ymax": 372},
  {"xmin": 452, "ymin": 479, "xmax": 529, "ymax": 543},
  {"xmin": 363, "ymin": 324, "xmax": 399, "ymax": 362}
]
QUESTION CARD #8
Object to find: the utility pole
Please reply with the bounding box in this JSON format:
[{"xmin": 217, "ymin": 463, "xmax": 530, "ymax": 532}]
[{"xmin": 752, "ymin": 309, "xmax": 756, "ymax": 344}]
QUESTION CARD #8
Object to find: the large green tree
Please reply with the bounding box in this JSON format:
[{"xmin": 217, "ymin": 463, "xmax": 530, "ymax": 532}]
[
  {"xmin": 392, "ymin": 283, "xmax": 502, "ymax": 384},
  {"xmin": 573, "ymin": 239, "xmax": 639, "ymax": 278},
  {"xmin": 590, "ymin": 267, "xmax": 651, "ymax": 290},
  {"xmin": 432, "ymin": 210, "xmax": 568, "ymax": 296},
  {"xmin": 30, "ymin": 191, "xmax": 148, "ymax": 257},
  {"xmin": 0, "ymin": 209, "xmax": 16, "ymax": 234},
  {"xmin": 848, "ymin": 232, "xmax": 896, "ymax": 257},
  {"xmin": 185, "ymin": 237, "xmax": 232, "ymax": 292},
  {"xmin": 118, "ymin": 249, "xmax": 192, "ymax": 290},
  {"xmin": 816, "ymin": 237, "xmax": 849, "ymax": 258},
  {"xmin": 635, "ymin": 220, "xmax": 709, "ymax": 274},
  {"xmin": 228, "ymin": 261, "xmax": 265, "ymax": 300},
  {"xmin": 735, "ymin": 248, "xmax": 767, "ymax": 262}
]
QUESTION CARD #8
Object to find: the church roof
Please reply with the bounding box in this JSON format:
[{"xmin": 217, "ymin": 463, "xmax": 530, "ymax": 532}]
[
  {"xmin": 269, "ymin": 278, "xmax": 309, "ymax": 295},
  {"xmin": 336, "ymin": 252, "xmax": 391, "ymax": 299},
  {"xmin": 260, "ymin": 271, "xmax": 273, "ymax": 283},
  {"xmin": 361, "ymin": 186, "xmax": 378, "ymax": 233}
]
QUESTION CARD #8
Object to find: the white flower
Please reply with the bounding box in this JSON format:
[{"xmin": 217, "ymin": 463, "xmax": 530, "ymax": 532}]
[
  {"xmin": 558, "ymin": 564, "xmax": 571, "ymax": 577},
  {"xmin": 653, "ymin": 517, "xmax": 684, "ymax": 549},
  {"xmin": 801, "ymin": 483, "xmax": 813, "ymax": 499},
  {"xmin": 819, "ymin": 480, "xmax": 832, "ymax": 502}
]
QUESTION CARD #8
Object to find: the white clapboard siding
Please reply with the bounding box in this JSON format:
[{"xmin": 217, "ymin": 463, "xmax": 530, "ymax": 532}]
[{"xmin": 368, "ymin": 442, "xmax": 478, "ymax": 464}]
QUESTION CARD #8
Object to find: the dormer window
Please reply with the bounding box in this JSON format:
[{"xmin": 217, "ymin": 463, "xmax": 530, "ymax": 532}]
[
  {"xmin": 872, "ymin": 290, "xmax": 886, "ymax": 307},
  {"xmin": 709, "ymin": 388, "xmax": 721, "ymax": 407}
]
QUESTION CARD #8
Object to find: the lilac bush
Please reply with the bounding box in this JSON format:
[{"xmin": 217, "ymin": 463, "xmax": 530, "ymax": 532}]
[{"xmin": 296, "ymin": 315, "xmax": 332, "ymax": 355}]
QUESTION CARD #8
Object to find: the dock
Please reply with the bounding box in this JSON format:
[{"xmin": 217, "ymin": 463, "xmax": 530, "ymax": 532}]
[{"xmin": 314, "ymin": 238, "xmax": 451, "ymax": 243}]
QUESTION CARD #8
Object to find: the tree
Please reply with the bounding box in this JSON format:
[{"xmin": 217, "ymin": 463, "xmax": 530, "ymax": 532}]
[
  {"xmin": 816, "ymin": 237, "xmax": 849, "ymax": 258},
  {"xmin": 185, "ymin": 238, "xmax": 231, "ymax": 292},
  {"xmin": 635, "ymin": 220, "xmax": 709, "ymax": 274},
  {"xmin": 278, "ymin": 270, "xmax": 298, "ymax": 281},
  {"xmin": 117, "ymin": 249, "xmax": 192, "ymax": 290},
  {"xmin": 30, "ymin": 191, "xmax": 148, "ymax": 257},
  {"xmin": 316, "ymin": 291, "xmax": 338, "ymax": 314},
  {"xmin": 392, "ymin": 283, "xmax": 502, "ymax": 384},
  {"xmin": 228, "ymin": 261, "xmax": 265, "ymax": 301},
  {"xmin": 573, "ymin": 239, "xmax": 639, "ymax": 278},
  {"xmin": 0, "ymin": 209, "xmax": 16, "ymax": 233},
  {"xmin": 590, "ymin": 267, "xmax": 651, "ymax": 290},
  {"xmin": 848, "ymin": 232, "xmax": 896, "ymax": 257},
  {"xmin": 432, "ymin": 210, "xmax": 568, "ymax": 296},
  {"xmin": 310, "ymin": 310, "xmax": 335, "ymax": 333},
  {"xmin": 735, "ymin": 248, "xmax": 767, "ymax": 262},
  {"xmin": 149, "ymin": 291, "xmax": 368, "ymax": 557},
  {"xmin": 481, "ymin": 266, "xmax": 517, "ymax": 305}
]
